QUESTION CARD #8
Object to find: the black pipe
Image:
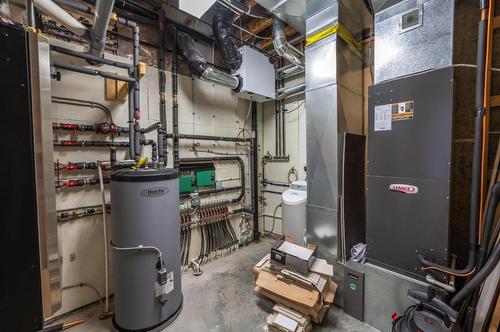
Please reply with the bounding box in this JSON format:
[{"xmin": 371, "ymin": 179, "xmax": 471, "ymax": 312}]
[
  {"xmin": 52, "ymin": 61, "xmax": 135, "ymax": 83},
  {"xmin": 262, "ymin": 189, "xmax": 284, "ymax": 195},
  {"xmin": 451, "ymin": 240, "xmax": 500, "ymax": 307},
  {"xmin": 50, "ymin": 45, "xmax": 132, "ymax": 69},
  {"xmin": 212, "ymin": 2, "xmax": 242, "ymax": 70},
  {"xmin": 172, "ymin": 27, "xmax": 180, "ymax": 168},
  {"xmin": 53, "ymin": 140, "xmax": 129, "ymax": 147},
  {"xmin": 166, "ymin": 133, "xmax": 250, "ymax": 143},
  {"xmin": 251, "ymin": 101, "xmax": 260, "ymax": 240},
  {"xmin": 478, "ymin": 183, "xmax": 500, "ymax": 268},
  {"xmin": 127, "ymin": 77, "xmax": 136, "ymax": 159},
  {"xmin": 158, "ymin": 9, "xmax": 167, "ymax": 166},
  {"xmin": 179, "ymin": 156, "xmax": 245, "ymax": 203},
  {"xmin": 262, "ymin": 180, "xmax": 289, "ymax": 187},
  {"xmin": 418, "ymin": 8, "xmax": 489, "ymax": 276}
]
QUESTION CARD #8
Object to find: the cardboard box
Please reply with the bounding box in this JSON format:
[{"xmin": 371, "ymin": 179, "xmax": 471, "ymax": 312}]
[
  {"xmin": 271, "ymin": 237, "xmax": 317, "ymax": 274},
  {"xmin": 254, "ymin": 270, "xmax": 336, "ymax": 323},
  {"xmin": 254, "ymin": 253, "xmax": 336, "ymax": 324}
]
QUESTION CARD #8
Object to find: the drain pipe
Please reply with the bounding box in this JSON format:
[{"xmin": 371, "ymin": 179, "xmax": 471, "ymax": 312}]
[
  {"xmin": 88, "ymin": 0, "xmax": 115, "ymax": 60},
  {"xmin": 33, "ymin": 0, "xmax": 87, "ymax": 36},
  {"xmin": 177, "ymin": 31, "xmax": 241, "ymax": 91},
  {"xmin": 272, "ymin": 16, "xmax": 304, "ymax": 68}
]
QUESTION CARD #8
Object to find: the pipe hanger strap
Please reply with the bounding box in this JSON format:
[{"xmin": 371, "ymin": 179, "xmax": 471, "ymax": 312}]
[{"xmin": 306, "ymin": 23, "xmax": 362, "ymax": 51}]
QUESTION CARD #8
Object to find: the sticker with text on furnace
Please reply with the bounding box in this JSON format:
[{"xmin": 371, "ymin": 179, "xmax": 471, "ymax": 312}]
[{"xmin": 391, "ymin": 100, "xmax": 414, "ymax": 121}]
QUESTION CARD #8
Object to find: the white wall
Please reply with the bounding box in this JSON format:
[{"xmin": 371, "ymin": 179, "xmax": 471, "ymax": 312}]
[
  {"xmin": 259, "ymin": 73, "xmax": 306, "ymax": 238},
  {"xmin": 49, "ymin": 38, "xmax": 260, "ymax": 316}
]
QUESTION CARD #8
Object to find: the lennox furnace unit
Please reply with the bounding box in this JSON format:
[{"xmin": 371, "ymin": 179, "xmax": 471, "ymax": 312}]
[{"xmin": 366, "ymin": 0, "xmax": 478, "ymax": 280}]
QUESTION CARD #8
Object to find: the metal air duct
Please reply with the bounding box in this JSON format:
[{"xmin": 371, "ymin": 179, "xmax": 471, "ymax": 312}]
[
  {"xmin": 177, "ymin": 31, "xmax": 241, "ymax": 90},
  {"xmin": 212, "ymin": 2, "xmax": 242, "ymax": 70},
  {"xmin": 272, "ymin": 16, "xmax": 304, "ymax": 68}
]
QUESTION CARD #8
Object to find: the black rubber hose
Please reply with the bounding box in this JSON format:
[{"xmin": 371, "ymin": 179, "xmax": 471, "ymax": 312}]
[
  {"xmin": 477, "ymin": 183, "xmax": 500, "ymax": 268},
  {"xmin": 450, "ymin": 240, "xmax": 500, "ymax": 307},
  {"xmin": 212, "ymin": 2, "xmax": 242, "ymax": 70},
  {"xmin": 417, "ymin": 14, "xmax": 488, "ymax": 276}
]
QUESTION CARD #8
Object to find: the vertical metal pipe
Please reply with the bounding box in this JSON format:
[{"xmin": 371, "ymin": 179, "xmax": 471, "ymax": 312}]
[
  {"xmin": 27, "ymin": 0, "xmax": 36, "ymax": 27},
  {"xmin": 158, "ymin": 9, "xmax": 167, "ymax": 166},
  {"xmin": 172, "ymin": 26, "xmax": 180, "ymax": 168},
  {"xmin": 251, "ymin": 100, "xmax": 260, "ymax": 240},
  {"xmin": 282, "ymin": 104, "xmax": 286, "ymax": 156}
]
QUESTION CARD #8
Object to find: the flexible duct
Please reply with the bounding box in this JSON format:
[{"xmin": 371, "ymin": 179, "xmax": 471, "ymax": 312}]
[
  {"xmin": 177, "ymin": 31, "xmax": 241, "ymax": 90},
  {"xmin": 212, "ymin": 2, "xmax": 242, "ymax": 70},
  {"xmin": 88, "ymin": 0, "xmax": 115, "ymax": 59},
  {"xmin": 272, "ymin": 16, "xmax": 304, "ymax": 68},
  {"xmin": 33, "ymin": 0, "xmax": 87, "ymax": 36}
]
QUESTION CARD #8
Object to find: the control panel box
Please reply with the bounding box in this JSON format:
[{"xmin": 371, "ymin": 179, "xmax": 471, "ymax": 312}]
[{"xmin": 234, "ymin": 45, "xmax": 275, "ymax": 102}]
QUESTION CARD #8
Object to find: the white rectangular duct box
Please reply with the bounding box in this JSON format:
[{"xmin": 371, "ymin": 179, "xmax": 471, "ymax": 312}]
[
  {"xmin": 179, "ymin": 0, "xmax": 216, "ymax": 19},
  {"xmin": 234, "ymin": 45, "xmax": 275, "ymax": 102}
]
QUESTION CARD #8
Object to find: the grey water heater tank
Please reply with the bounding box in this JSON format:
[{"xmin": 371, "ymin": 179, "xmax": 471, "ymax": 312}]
[
  {"xmin": 111, "ymin": 168, "xmax": 183, "ymax": 331},
  {"xmin": 282, "ymin": 181, "xmax": 307, "ymax": 245}
]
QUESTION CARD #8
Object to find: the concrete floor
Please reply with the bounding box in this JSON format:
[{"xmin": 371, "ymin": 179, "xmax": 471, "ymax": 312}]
[{"xmin": 51, "ymin": 238, "xmax": 379, "ymax": 332}]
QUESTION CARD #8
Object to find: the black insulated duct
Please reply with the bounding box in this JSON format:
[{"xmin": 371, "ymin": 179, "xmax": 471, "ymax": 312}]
[
  {"xmin": 177, "ymin": 31, "xmax": 208, "ymax": 77},
  {"xmin": 212, "ymin": 2, "xmax": 242, "ymax": 71},
  {"xmin": 177, "ymin": 31, "xmax": 241, "ymax": 90}
]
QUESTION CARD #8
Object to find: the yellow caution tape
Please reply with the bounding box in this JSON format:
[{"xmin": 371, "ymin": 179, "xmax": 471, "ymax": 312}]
[{"xmin": 305, "ymin": 23, "xmax": 362, "ymax": 51}]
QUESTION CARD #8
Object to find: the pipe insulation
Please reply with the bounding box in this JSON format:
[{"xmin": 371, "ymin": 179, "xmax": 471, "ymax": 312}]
[
  {"xmin": 88, "ymin": 0, "xmax": 115, "ymax": 59},
  {"xmin": 212, "ymin": 2, "xmax": 242, "ymax": 70},
  {"xmin": 272, "ymin": 16, "xmax": 304, "ymax": 68},
  {"xmin": 33, "ymin": 0, "xmax": 87, "ymax": 36},
  {"xmin": 177, "ymin": 31, "xmax": 241, "ymax": 90}
]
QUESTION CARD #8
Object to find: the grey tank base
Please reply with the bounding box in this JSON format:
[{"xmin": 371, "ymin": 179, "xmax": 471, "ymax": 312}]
[{"xmin": 112, "ymin": 296, "xmax": 183, "ymax": 332}]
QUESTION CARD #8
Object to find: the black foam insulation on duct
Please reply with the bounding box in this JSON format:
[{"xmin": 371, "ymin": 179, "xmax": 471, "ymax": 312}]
[
  {"xmin": 212, "ymin": 2, "xmax": 242, "ymax": 71},
  {"xmin": 176, "ymin": 30, "xmax": 209, "ymax": 77}
]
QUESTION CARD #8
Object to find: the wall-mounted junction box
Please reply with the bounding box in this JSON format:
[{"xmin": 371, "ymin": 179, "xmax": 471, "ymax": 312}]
[
  {"xmin": 234, "ymin": 45, "xmax": 275, "ymax": 102},
  {"xmin": 180, "ymin": 175, "xmax": 196, "ymax": 193},
  {"xmin": 196, "ymin": 170, "xmax": 215, "ymax": 187}
]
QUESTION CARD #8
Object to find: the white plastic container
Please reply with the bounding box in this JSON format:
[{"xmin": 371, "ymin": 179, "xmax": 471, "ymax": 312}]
[{"xmin": 281, "ymin": 181, "xmax": 307, "ymax": 245}]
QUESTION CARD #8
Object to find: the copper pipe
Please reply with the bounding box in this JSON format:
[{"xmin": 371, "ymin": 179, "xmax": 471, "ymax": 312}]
[
  {"xmin": 421, "ymin": 266, "xmax": 476, "ymax": 278},
  {"xmin": 479, "ymin": 1, "xmax": 495, "ymax": 242}
]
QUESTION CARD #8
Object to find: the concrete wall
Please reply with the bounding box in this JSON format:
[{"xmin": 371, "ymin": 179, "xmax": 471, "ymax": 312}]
[{"xmin": 49, "ymin": 38, "xmax": 262, "ymax": 316}]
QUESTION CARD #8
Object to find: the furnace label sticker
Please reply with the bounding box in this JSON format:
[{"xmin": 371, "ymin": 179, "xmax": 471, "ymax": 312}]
[
  {"xmin": 374, "ymin": 104, "xmax": 392, "ymax": 131},
  {"xmin": 391, "ymin": 100, "xmax": 414, "ymax": 121}
]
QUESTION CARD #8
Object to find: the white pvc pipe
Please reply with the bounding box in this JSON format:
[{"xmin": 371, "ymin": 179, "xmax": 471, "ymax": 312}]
[
  {"xmin": 33, "ymin": 0, "xmax": 87, "ymax": 36},
  {"xmin": 97, "ymin": 163, "xmax": 109, "ymax": 313}
]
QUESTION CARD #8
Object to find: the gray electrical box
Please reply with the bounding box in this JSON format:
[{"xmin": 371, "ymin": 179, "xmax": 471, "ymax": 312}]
[
  {"xmin": 343, "ymin": 266, "xmax": 364, "ymax": 322},
  {"xmin": 234, "ymin": 45, "xmax": 275, "ymax": 102}
]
